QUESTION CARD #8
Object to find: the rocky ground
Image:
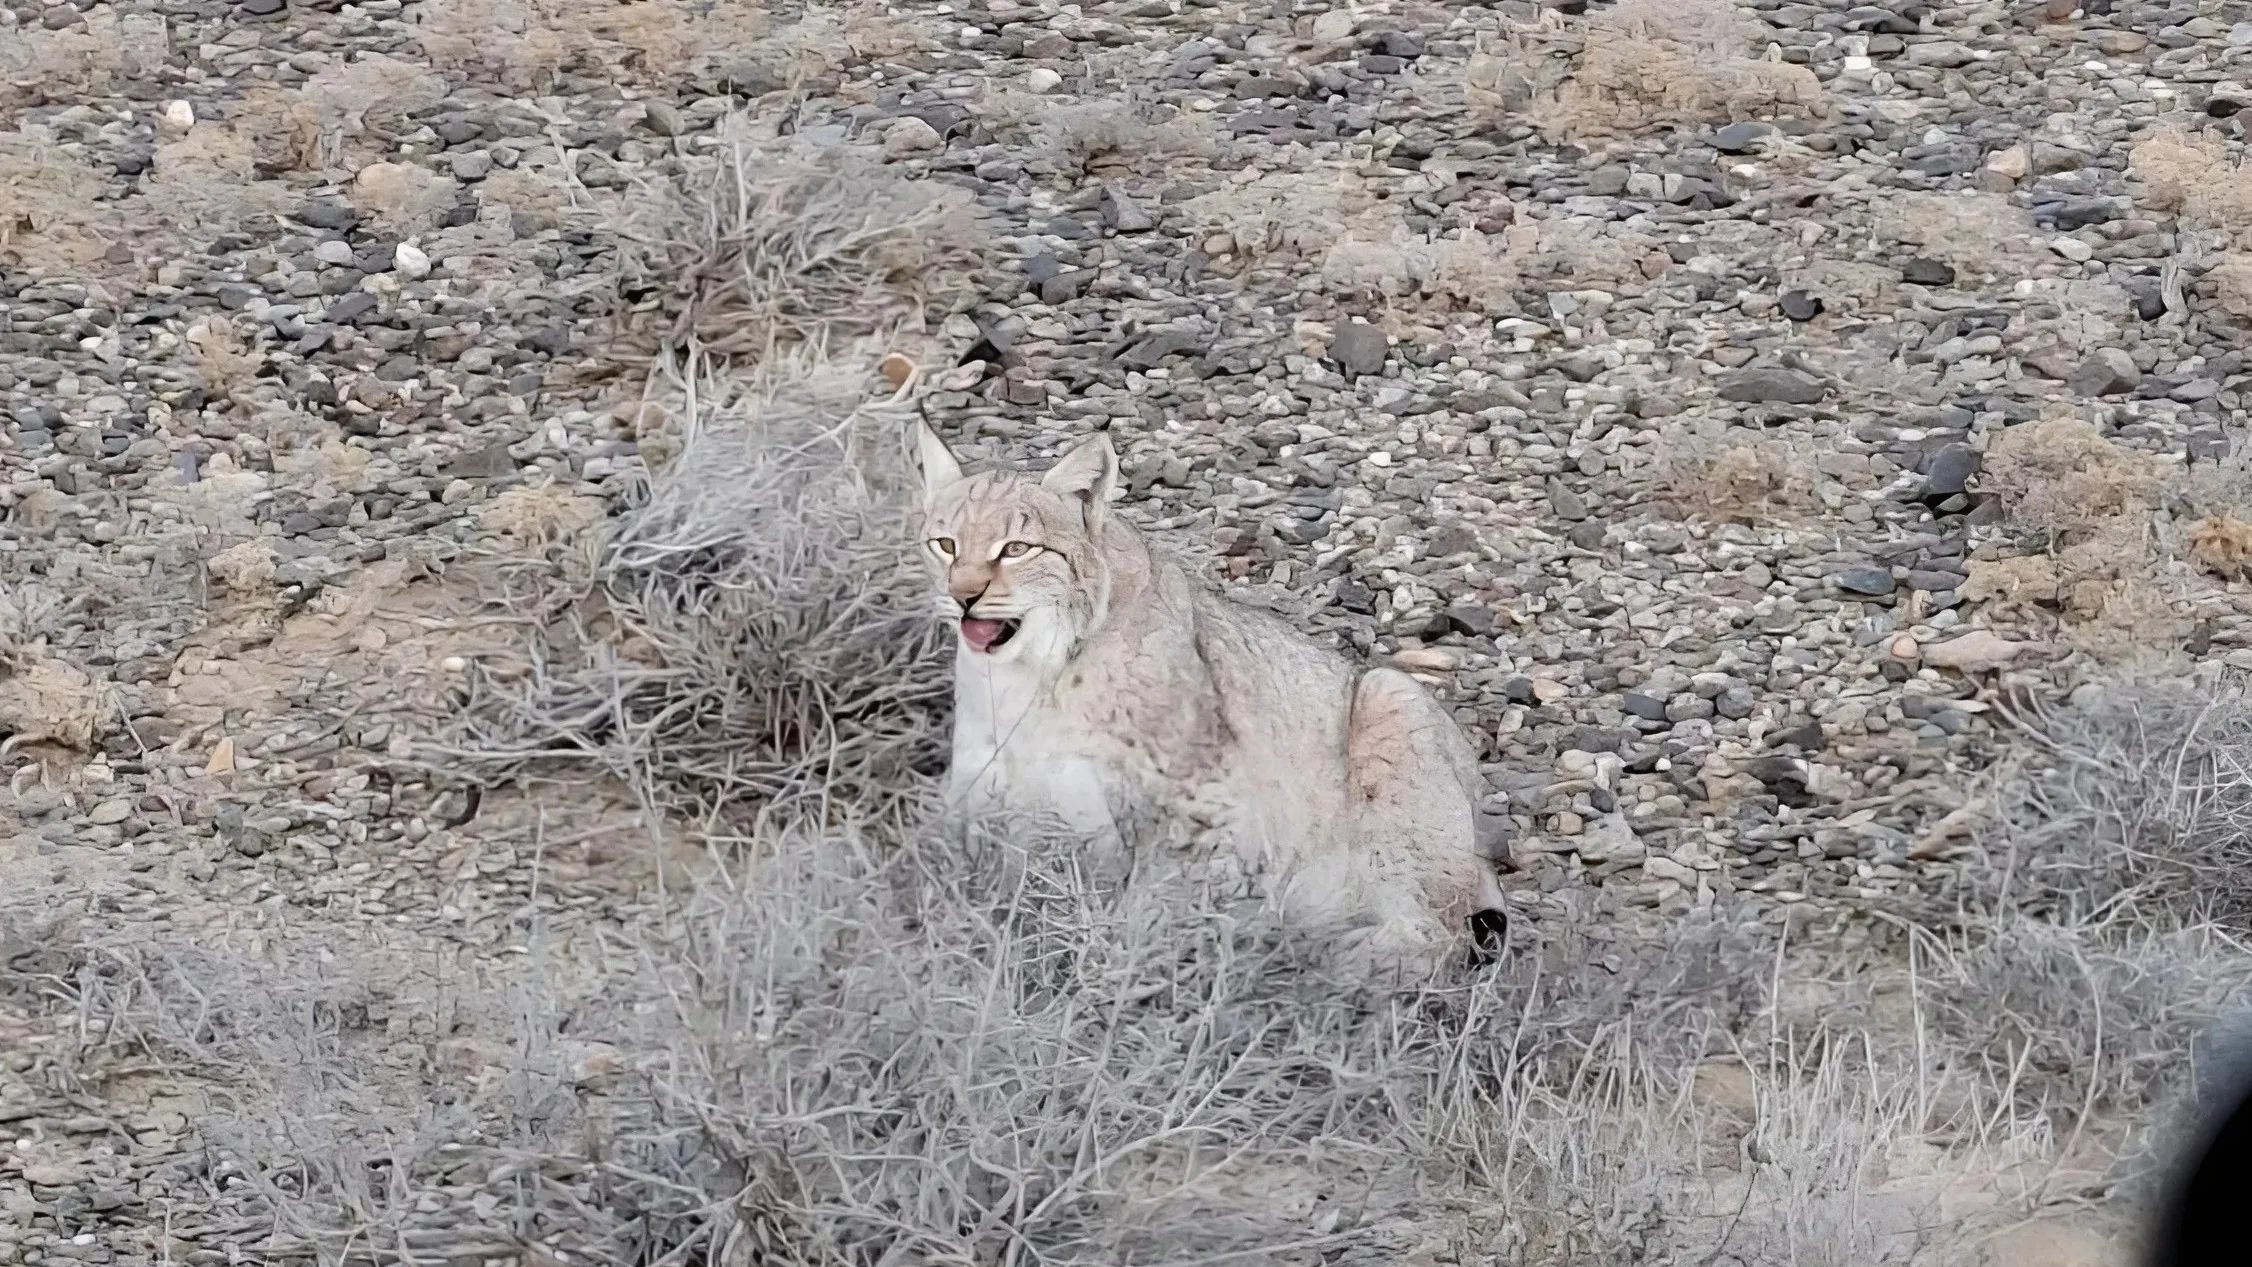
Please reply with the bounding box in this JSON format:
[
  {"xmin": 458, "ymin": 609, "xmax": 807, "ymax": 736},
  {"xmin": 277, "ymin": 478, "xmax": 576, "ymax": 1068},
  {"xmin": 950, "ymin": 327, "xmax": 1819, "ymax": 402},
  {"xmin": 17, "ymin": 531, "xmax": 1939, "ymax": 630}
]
[{"xmin": 6, "ymin": 0, "xmax": 2252, "ymax": 1261}]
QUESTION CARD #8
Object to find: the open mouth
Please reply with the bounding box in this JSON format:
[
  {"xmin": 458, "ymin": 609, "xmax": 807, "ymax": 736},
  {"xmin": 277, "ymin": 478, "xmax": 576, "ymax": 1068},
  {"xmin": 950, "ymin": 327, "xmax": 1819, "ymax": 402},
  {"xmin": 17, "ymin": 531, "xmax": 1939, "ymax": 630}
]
[{"xmin": 959, "ymin": 617, "xmax": 1021, "ymax": 654}]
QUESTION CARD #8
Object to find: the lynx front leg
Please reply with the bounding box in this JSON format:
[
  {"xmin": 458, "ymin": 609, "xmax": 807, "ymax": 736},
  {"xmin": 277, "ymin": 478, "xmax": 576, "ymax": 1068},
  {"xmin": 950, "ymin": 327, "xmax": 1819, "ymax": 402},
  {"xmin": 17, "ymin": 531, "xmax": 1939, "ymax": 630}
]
[{"xmin": 1343, "ymin": 668, "xmax": 1507, "ymax": 972}]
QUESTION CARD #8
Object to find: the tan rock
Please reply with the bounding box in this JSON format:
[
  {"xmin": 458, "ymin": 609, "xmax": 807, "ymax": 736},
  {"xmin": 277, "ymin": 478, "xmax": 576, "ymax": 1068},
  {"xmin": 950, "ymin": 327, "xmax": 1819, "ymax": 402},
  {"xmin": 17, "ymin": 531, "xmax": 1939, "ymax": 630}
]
[{"xmin": 1924, "ymin": 630, "xmax": 2028, "ymax": 673}]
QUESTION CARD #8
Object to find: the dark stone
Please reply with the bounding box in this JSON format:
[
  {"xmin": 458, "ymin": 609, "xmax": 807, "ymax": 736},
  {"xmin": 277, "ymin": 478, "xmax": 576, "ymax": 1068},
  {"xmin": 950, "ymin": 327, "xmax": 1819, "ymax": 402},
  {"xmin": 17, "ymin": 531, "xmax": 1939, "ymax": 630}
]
[
  {"xmin": 2069, "ymin": 348, "xmax": 2140, "ymax": 397},
  {"xmin": 1044, "ymin": 215, "xmax": 1094, "ymax": 241},
  {"xmin": 1039, "ymin": 269, "xmax": 1096, "ymax": 304},
  {"xmin": 325, "ymin": 292, "xmax": 378, "ymax": 324},
  {"xmin": 1710, "ymin": 121, "xmax": 1773, "ymax": 154},
  {"xmin": 1566, "ymin": 521, "xmax": 1606, "ymax": 549},
  {"xmin": 1501, "ymin": 676, "xmax": 1539, "ymax": 705},
  {"xmin": 1921, "ymin": 442, "xmax": 1980, "ymax": 496},
  {"xmin": 1622, "ymin": 692, "xmax": 1670, "ymax": 722},
  {"xmin": 1767, "ymin": 722, "xmax": 1825, "ymax": 751},
  {"xmin": 240, "ymin": 0, "xmax": 284, "ymax": 15},
  {"xmin": 294, "ymin": 199, "xmax": 358, "ymax": 232},
  {"xmin": 1901, "ymin": 257, "xmax": 1955, "ymax": 286},
  {"xmin": 1359, "ymin": 54, "xmax": 1408, "ymax": 74},
  {"xmin": 1779, "ymin": 290, "xmax": 1824, "ymax": 321},
  {"xmin": 1832, "ymin": 567, "xmax": 1896, "ymax": 596},
  {"xmin": 443, "ymin": 442, "xmax": 519, "ymax": 479},
  {"xmin": 1716, "ymin": 368, "xmax": 1825, "ymax": 405},
  {"xmin": 1328, "ymin": 322, "xmax": 1389, "ymax": 376}
]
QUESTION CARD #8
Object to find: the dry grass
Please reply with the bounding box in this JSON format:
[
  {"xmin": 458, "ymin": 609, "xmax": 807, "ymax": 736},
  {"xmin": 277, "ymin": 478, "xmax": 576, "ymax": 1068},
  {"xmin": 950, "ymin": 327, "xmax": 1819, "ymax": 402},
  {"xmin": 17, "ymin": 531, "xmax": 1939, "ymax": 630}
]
[
  {"xmin": 412, "ymin": 0, "xmax": 774, "ymax": 95},
  {"xmin": 442, "ymin": 366, "xmax": 954, "ymax": 825},
  {"xmin": 1965, "ymin": 417, "xmax": 2201, "ymax": 662},
  {"xmin": 608, "ymin": 117, "xmax": 986, "ymax": 372},
  {"xmin": 0, "ymin": 10, "xmax": 125, "ymax": 108},
  {"xmin": 1873, "ymin": 191, "xmax": 2049, "ymax": 284},
  {"xmin": 1642, "ymin": 413, "xmax": 1822, "ymax": 522},
  {"xmin": 1467, "ymin": 0, "xmax": 1825, "ymax": 141}
]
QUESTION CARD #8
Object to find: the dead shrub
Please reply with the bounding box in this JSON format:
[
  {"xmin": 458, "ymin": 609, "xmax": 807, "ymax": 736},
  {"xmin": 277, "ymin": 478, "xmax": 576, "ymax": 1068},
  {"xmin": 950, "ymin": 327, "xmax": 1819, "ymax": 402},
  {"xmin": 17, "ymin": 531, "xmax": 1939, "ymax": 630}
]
[
  {"xmin": 608, "ymin": 119, "xmax": 985, "ymax": 370},
  {"xmin": 1981, "ymin": 417, "xmax": 2167, "ymax": 543},
  {"xmin": 0, "ymin": 11, "xmax": 124, "ymax": 107},
  {"xmin": 412, "ymin": 0, "xmax": 778, "ymax": 95},
  {"xmin": 442, "ymin": 368, "xmax": 953, "ymax": 824},
  {"xmin": 350, "ymin": 160, "xmax": 461, "ymax": 236},
  {"xmin": 1644, "ymin": 414, "xmax": 1819, "ymax": 521},
  {"xmin": 0, "ymin": 135, "xmax": 113, "ymax": 270},
  {"xmin": 2187, "ymin": 516, "xmax": 2252, "ymax": 581},
  {"xmin": 1874, "ymin": 191, "xmax": 2047, "ymax": 283},
  {"xmin": 1468, "ymin": 0, "xmax": 1825, "ymax": 140}
]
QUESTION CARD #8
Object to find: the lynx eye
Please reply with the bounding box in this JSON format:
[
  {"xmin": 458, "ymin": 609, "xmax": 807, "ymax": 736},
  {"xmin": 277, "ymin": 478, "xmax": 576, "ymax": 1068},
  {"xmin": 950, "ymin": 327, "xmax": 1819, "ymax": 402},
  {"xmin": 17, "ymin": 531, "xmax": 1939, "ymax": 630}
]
[
  {"xmin": 930, "ymin": 537, "xmax": 956, "ymax": 557},
  {"xmin": 999, "ymin": 541, "xmax": 1035, "ymax": 559}
]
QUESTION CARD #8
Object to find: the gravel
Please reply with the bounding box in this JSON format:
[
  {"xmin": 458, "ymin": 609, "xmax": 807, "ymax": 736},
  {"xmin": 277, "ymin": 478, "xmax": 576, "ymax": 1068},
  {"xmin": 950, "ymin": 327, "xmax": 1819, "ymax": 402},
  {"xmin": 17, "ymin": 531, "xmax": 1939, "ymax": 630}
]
[{"xmin": 7, "ymin": 0, "xmax": 2252, "ymax": 1256}]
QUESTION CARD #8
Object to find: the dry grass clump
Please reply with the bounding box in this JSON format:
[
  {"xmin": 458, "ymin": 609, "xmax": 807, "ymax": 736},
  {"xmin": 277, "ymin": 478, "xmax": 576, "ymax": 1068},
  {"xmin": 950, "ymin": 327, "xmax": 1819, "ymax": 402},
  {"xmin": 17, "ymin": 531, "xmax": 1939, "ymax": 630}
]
[
  {"xmin": 1643, "ymin": 414, "xmax": 1820, "ymax": 521},
  {"xmin": 1990, "ymin": 674, "xmax": 2252, "ymax": 926},
  {"xmin": 1468, "ymin": 0, "xmax": 1825, "ymax": 140},
  {"xmin": 0, "ymin": 10, "xmax": 125, "ymax": 107},
  {"xmin": 1965, "ymin": 416, "xmax": 2199, "ymax": 660},
  {"xmin": 445, "ymin": 368, "xmax": 953, "ymax": 823},
  {"xmin": 16, "ymin": 790, "xmax": 2239, "ymax": 1265},
  {"xmin": 2187, "ymin": 514, "xmax": 2252, "ymax": 580},
  {"xmin": 411, "ymin": 0, "xmax": 897, "ymax": 99},
  {"xmin": 1980, "ymin": 416, "xmax": 2167, "ymax": 542},
  {"xmin": 609, "ymin": 118, "xmax": 986, "ymax": 370},
  {"xmin": 1873, "ymin": 191, "xmax": 2048, "ymax": 283},
  {"xmin": 0, "ymin": 134, "xmax": 113, "ymax": 270}
]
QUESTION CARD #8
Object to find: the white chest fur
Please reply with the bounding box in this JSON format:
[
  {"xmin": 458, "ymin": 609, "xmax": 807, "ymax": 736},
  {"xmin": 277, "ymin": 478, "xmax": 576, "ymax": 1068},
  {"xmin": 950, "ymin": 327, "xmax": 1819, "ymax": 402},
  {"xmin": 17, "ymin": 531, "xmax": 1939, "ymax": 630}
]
[{"xmin": 947, "ymin": 646, "xmax": 1119, "ymax": 839}]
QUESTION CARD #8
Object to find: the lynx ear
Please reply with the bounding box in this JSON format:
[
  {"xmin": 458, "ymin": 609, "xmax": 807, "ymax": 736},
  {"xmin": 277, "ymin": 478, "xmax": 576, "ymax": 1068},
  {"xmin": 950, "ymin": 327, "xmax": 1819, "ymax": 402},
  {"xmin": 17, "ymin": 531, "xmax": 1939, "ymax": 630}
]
[
  {"xmin": 1041, "ymin": 431, "xmax": 1117, "ymax": 526},
  {"xmin": 913, "ymin": 419, "xmax": 965, "ymax": 507}
]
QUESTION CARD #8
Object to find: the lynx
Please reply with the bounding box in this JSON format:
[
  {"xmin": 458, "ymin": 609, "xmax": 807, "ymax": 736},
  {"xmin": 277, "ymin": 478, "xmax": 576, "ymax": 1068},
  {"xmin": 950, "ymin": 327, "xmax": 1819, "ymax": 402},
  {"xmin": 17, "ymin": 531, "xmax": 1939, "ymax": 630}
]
[{"xmin": 913, "ymin": 421, "xmax": 1506, "ymax": 981}]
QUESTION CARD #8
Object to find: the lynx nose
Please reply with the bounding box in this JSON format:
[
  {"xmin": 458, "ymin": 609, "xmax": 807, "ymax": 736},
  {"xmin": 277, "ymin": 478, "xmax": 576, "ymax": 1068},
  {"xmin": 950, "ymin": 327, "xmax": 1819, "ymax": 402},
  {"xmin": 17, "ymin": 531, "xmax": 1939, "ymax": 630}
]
[{"xmin": 950, "ymin": 573, "xmax": 994, "ymax": 610}]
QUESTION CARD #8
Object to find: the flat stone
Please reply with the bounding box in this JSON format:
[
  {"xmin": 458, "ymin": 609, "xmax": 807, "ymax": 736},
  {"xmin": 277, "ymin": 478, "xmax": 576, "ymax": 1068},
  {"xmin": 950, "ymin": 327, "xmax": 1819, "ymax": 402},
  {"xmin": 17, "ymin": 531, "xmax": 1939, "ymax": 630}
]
[
  {"xmin": 443, "ymin": 442, "xmax": 518, "ymax": 479},
  {"xmin": 1924, "ymin": 630, "xmax": 2029, "ymax": 673},
  {"xmin": 1717, "ymin": 368, "xmax": 1826, "ymax": 405},
  {"xmin": 1901, "ymin": 258, "xmax": 1956, "ymax": 286},
  {"xmin": 1328, "ymin": 322, "xmax": 1389, "ymax": 376},
  {"xmin": 1622, "ymin": 692, "xmax": 1670, "ymax": 722},
  {"xmin": 1710, "ymin": 121, "xmax": 1774, "ymax": 154},
  {"xmin": 1921, "ymin": 443, "xmax": 1980, "ymax": 496},
  {"xmin": 1833, "ymin": 567, "xmax": 1896, "ymax": 596},
  {"xmin": 2069, "ymin": 347, "xmax": 2141, "ymax": 397}
]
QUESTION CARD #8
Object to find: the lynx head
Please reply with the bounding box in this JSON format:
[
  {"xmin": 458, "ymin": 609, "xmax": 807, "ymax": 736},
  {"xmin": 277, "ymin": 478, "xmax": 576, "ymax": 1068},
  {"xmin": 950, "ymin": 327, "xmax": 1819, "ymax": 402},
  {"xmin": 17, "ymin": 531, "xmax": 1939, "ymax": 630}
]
[{"xmin": 912, "ymin": 421, "xmax": 1119, "ymax": 665}]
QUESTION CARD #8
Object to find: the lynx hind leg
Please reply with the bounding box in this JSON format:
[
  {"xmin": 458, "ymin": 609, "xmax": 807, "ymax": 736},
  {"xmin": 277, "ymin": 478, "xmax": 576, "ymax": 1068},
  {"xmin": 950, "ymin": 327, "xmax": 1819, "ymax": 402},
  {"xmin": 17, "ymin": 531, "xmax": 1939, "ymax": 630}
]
[{"xmin": 1346, "ymin": 668, "xmax": 1505, "ymax": 966}]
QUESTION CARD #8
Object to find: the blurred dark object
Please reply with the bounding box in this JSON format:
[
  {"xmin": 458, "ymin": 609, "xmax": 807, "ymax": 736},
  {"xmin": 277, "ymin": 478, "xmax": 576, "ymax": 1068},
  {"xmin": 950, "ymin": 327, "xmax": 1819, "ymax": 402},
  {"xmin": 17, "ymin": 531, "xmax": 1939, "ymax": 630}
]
[{"xmin": 2149, "ymin": 1061, "xmax": 2252, "ymax": 1267}]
